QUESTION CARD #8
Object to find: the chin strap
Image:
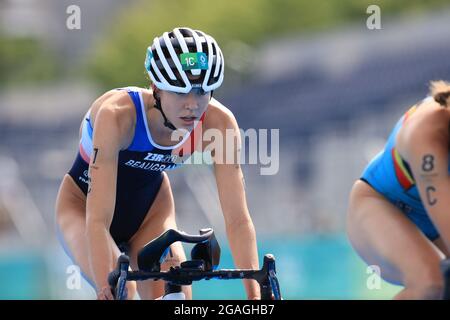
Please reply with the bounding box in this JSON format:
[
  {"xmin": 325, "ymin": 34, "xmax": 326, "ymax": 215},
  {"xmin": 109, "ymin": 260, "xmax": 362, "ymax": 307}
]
[{"xmin": 153, "ymin": 91, "xmax": 177, "ymax": 130}]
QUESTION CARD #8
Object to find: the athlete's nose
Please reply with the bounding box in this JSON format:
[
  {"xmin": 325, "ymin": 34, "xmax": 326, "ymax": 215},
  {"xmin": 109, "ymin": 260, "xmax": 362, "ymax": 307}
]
[{"xmin": 184, "ymin": 92, "xmax": 199, "ymax": 111}]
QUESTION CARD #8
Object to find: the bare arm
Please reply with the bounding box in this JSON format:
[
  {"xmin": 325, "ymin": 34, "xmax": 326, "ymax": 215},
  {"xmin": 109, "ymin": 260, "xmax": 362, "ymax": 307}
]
[
  {"xmin": 85, "ymin": 106, "xmax": 123, "ymax": 297},
  {"xmin": 212, "ymin": 111, "xmax": 260, "ymax": 299},
  {"xmin": 406, "ymin": 114, "xmax": 450, "ymax": 252}
]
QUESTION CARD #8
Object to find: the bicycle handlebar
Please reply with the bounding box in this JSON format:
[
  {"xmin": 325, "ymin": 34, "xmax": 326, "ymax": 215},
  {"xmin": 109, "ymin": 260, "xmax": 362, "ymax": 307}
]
[
  {"xmin": 109, "ymin": 228, "xmax": 280, "ymax": 300},
  {"xmin": 109, "ymin": 253, "xmax": 281, "ymax": 300}
]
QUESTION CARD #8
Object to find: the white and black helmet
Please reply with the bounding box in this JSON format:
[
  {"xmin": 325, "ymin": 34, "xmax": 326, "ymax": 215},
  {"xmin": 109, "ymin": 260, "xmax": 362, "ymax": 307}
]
[{"xmin": 145, "ymin": 27, "xmax": 225, "ymax": 93}]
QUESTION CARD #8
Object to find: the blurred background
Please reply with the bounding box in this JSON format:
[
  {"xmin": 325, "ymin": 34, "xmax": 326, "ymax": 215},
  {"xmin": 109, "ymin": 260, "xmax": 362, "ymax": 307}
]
[{"xmin": 1, "ymin": 0, "xmax": 450, "ymax": 299}]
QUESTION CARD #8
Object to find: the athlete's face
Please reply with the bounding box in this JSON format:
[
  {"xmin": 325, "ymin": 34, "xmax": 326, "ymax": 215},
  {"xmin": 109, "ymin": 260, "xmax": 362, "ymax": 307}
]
[{"xmin": 158, "ymin": 88, "xmax": 210, "ymax": 130}]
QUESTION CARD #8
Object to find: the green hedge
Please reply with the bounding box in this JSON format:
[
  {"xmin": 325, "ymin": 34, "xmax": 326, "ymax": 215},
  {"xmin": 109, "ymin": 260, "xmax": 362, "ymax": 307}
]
[
  {"xmin": 0, "ymin": 35, "xmax": 60, "ymax": 87},
  {"xmin": 2, "ymin": 1, "xmax": 448, "ymax": 88}
]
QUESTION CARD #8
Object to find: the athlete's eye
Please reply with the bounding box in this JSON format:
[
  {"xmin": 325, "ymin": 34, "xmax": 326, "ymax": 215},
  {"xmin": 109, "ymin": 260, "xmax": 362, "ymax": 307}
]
[
  {"xmin": 192, "ymin": 88, "xmax": 208, "ymax": 96},
  {"xmin": 175, "ymin": 89, "xmax": 208, "ymax": 96}
]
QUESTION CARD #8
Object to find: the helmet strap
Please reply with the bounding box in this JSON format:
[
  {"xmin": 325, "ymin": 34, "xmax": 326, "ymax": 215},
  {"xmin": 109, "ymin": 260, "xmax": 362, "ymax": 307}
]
[{"xmin": 153, "ymin": 91, "xmax": 177, "ymax": 131}]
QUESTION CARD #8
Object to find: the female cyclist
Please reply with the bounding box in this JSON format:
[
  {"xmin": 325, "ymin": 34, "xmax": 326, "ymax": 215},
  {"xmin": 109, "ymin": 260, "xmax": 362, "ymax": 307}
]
[
  {"xmin": 347, "ymin": 81, "xmax": 450, "ymax": 299},
  {"xmin": 55, "ymin": 27, "xmax": 260, "ymax": 300}
]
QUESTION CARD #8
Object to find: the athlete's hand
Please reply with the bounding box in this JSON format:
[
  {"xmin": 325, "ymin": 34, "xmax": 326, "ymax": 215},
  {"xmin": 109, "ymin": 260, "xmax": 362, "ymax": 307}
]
[{"xmin": 97, "ymin": 286, "xmax": 115, "ymax": 300}]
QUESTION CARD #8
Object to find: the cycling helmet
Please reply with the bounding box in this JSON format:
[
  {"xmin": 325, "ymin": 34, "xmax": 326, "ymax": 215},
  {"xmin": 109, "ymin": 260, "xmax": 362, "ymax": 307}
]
[{"xmin": 145, "ymin": 27, "xmax": 224, "ymax": 94}]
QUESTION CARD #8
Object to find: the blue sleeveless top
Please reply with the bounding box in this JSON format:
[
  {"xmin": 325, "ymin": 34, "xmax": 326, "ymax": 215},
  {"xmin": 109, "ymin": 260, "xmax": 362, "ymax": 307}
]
[{"xmin": 361, "ymin": 97, "xmax": 450, "ymax": 240}]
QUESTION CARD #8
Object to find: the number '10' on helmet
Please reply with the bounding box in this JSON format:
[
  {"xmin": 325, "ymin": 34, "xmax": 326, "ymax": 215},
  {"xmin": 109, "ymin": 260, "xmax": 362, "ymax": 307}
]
[{"xmin": 145, "ymin": 27, "xmax": 225, "ymax": 94}]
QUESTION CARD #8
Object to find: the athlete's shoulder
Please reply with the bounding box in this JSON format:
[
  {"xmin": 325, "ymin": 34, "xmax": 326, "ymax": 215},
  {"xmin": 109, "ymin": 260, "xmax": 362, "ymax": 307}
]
[
  {"xmin": 404, "ymin": 98, "xmax": 450, "ymax": 135},
  {"xmin": 89, "ymin": 88, "xmax": 145, "ymax": 148},
  {"xmin": 204, "ymin": 98, "xmax": 239, "ymax": 130},
  {"xmin": 92, "ymin": 88, "xmax": 133, "ymax": 115},
  {"xmin": 91, "ymin": 88, "xmax": 150, "ymax": 129},
  {"xmin": 398, "ymin": 98, "xmax": 450, "ymax": 158}
]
